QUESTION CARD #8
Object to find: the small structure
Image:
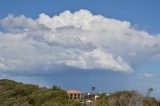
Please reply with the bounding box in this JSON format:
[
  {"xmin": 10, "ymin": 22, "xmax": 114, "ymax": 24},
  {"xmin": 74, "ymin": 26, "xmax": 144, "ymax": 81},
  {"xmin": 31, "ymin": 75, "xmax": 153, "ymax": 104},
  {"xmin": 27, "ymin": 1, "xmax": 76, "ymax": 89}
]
[
  {"xmin": 87, "ymin": 92, "xmax": 99, "ymax": 100},
  {"xmin": 67, "ymin": 90, "xmax": 85, "ymax": 101}
]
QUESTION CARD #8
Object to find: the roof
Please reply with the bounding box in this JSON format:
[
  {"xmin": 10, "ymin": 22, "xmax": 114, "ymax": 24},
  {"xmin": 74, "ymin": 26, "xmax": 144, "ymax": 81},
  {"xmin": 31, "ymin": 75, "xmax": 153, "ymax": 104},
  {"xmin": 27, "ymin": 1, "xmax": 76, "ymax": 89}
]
[{"xmin": 67, "ymin": 90, "xmax": 83, "ymax": 94}]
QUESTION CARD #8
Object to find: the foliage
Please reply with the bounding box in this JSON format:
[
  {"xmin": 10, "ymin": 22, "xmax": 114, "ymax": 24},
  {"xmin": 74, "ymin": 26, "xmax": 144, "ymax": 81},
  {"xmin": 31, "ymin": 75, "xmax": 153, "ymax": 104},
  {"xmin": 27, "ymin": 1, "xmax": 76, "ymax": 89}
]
[
  {"xmin": 91, "ymin": 86, "xmax": 96, "ymax": 92},
  {"xmin": 0, "ymin": 79, "xmax": 80, "ymax": 106},
  {"xmin": 97, "ymin": 91, "xmax": 159, "ymax": 106},
  {"xmin": 1, "ymin": 79, "xmax": 159, "ymax": 106}
]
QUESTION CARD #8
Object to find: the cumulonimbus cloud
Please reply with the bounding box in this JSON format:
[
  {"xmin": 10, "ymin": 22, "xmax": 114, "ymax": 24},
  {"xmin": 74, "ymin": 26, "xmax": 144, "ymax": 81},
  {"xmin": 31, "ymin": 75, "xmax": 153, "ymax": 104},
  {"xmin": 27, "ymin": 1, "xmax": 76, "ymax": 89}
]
[{"xmin": 0, "ymin": 9, "xmax": 160, "ymax": 74}]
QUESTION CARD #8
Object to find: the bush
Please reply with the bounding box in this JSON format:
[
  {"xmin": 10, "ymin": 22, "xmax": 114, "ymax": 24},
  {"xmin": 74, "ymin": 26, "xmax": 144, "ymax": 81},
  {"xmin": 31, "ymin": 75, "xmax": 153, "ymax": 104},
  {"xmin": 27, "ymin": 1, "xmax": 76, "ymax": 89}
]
[{"xmin": 0, "ymin": 79, "xmax": 80, "ymax": 106}]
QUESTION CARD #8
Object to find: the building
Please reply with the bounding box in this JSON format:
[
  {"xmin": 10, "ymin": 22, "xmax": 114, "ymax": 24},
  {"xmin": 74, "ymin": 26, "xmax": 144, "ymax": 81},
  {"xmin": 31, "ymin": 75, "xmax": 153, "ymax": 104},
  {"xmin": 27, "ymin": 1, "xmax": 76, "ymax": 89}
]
[
  {"xmin": 67, "ymin": 90, "xmax": 85, "ymax": 101},
  {"xmin": 87, "ymin": 92, "xmax": 99, "ymax": 100}
]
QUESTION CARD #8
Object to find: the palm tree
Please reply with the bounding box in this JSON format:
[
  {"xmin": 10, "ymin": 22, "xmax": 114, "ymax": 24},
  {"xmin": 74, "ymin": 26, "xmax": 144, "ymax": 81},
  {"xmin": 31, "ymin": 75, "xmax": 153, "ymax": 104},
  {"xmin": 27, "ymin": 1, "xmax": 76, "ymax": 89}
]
[
  {"xmin": 91, "ymin": 86, "xmax": 96, "ymax": 92},
  {"xmin": 146, "ymin": 88, "xmax": 153, "ymax": 97},
  {"xmin": 90, "ymin": 86, "xmax": 96, "ymax": 102}
]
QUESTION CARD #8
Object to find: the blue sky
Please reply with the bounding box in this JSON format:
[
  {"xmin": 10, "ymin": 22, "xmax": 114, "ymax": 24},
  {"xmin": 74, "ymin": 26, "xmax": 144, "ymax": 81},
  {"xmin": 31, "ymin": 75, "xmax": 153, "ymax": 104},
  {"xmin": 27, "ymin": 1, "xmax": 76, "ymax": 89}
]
[{"xmin": 0, "ymin": 0, "xmax": 160, "ymax": 97}]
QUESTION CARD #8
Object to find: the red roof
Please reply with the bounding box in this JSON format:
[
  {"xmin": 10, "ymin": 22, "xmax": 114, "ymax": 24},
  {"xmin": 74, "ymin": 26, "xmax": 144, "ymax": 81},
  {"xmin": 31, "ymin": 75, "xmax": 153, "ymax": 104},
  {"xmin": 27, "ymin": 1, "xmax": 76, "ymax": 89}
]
[{"xmin": 67, "ymin": 90, "xmax": 82, "ymax": 94}]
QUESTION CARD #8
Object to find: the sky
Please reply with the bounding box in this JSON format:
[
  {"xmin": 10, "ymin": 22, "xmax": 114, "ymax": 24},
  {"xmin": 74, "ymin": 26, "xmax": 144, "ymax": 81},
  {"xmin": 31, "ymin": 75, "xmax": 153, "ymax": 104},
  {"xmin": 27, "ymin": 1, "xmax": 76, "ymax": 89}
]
[{"xmin": 0, "ymin": 0, "xmax": 160, "ymax": 97}]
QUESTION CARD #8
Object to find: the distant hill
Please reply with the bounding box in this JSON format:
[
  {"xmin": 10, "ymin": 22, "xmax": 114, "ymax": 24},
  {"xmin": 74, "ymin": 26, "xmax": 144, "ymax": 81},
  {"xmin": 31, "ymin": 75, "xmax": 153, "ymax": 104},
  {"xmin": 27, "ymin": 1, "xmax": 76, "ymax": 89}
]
[{"xmin": 0, "ymin": 79, "xmax": 80, "ymax": 106}]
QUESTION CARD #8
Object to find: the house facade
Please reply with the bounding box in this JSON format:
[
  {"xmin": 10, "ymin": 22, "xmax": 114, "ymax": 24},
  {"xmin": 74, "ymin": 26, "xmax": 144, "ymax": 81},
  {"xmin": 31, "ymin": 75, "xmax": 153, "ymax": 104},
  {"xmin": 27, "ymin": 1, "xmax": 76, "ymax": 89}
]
[{"xmin": 67, "ymin": 90, "xmax": 85, "ymax": 101}]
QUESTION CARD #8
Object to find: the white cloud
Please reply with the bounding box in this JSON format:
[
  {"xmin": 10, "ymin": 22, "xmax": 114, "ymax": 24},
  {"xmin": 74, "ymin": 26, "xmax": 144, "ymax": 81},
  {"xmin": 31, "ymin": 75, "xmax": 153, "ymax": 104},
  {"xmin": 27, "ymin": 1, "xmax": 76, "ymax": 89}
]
[
  {"xmin": 65, "ymin": 48, "xmax": 132, "ymax": 72},
  {"xmin": 0, "ymin": 62, "xmax": 8, "ymax": 70},
  {"xmin": 143, "ymin": 73, "xmax": 155, "ymax": 78},
  {"xmin": 0, "ymin": 9, "xmax": 160, "ymax": 74}
]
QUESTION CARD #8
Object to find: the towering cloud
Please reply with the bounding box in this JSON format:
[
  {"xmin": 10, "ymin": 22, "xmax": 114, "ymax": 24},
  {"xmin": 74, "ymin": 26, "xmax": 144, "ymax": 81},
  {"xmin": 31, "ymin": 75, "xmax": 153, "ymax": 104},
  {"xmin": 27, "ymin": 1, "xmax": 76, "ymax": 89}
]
[{"xmin": 0, "ymin": 9, "xmax": 160, "ymax": 74}]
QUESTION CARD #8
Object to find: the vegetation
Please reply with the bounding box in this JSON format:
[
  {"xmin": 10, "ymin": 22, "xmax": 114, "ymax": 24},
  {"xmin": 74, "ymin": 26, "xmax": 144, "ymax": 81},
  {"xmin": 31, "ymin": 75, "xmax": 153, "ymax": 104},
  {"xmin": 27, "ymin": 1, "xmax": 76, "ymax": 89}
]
[
  {"xmin": 0, "ymin": 79, "xmax": 80, "ymax": 106},
  {"xmin": 0, "ymin": 79, "xmax": 159, "ymax": 106},
  {"xmin": 91, "ymin": 86, "xmax": 96, "ymax": 92},
  {"xmin": 97, "ymin": 91, "xmax": 159, "ymax": 106}
]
